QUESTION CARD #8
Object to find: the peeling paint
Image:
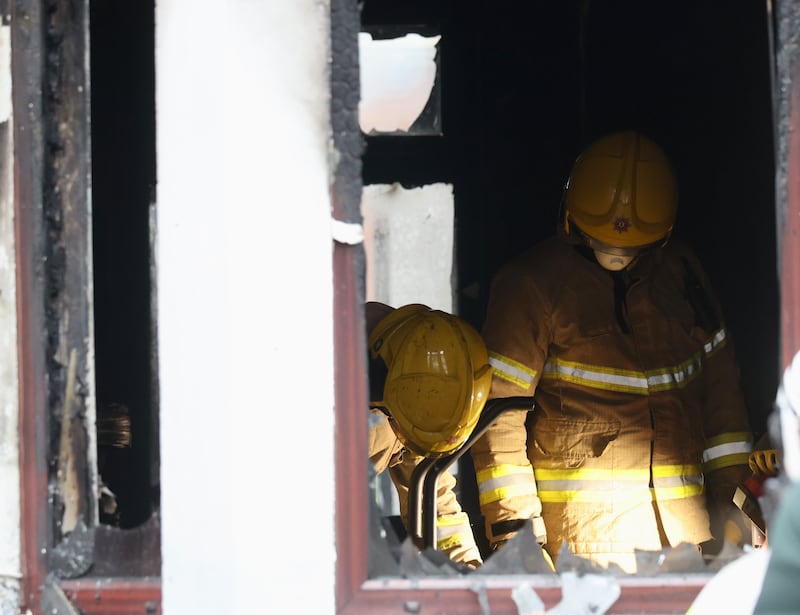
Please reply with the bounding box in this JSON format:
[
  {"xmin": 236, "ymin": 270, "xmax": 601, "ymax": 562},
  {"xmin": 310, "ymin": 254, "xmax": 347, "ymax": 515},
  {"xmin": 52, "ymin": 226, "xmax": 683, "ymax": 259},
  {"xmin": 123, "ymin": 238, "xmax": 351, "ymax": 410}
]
[{"xmin": 331, "ymin": 218, "xmax": 364, "ymax": 245}]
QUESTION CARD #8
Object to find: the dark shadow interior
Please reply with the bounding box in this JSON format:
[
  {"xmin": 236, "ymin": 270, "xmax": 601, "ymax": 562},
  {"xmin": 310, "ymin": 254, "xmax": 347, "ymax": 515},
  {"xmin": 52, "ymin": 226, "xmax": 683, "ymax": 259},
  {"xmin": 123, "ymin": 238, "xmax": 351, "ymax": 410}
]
[
  {"xmin": 90, "ymin": 0, "xmax": 157, "ymax": 529},
  {"xmin": 362, "ymin": 0, "xmax": 779, "ymax": 557}
]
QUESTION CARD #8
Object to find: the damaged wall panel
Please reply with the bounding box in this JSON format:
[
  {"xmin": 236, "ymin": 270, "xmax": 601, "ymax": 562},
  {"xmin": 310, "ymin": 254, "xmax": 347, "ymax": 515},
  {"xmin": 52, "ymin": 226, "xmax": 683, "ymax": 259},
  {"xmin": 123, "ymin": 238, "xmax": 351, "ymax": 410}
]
[
  {"xmin": 42, "ymin": 0, "xmax": 97, "ymax": 547},
  {"xmin": 15, "ymin": 0, "xmax": 97, "ymax": 605}
]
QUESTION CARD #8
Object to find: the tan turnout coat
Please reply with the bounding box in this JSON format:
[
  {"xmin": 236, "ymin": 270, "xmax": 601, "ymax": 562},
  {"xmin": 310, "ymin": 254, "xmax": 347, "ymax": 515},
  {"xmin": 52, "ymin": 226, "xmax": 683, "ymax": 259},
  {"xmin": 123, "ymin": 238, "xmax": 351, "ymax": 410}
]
[{"xmin": 471, "ymin": 236, "xmax": 753, "ymax": 571}]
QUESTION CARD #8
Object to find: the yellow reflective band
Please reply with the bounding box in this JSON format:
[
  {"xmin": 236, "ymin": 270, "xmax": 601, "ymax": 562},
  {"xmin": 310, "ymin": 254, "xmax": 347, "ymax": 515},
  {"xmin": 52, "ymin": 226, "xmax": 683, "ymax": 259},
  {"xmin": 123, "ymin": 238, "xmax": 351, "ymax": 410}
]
[
  {"xmin": 652, "ymin": 463, "xmax": 702, "ymax": 478},
  {"xmin": 535, "ymin": 467, "xmax": 650, "ymax": 481},
  {"xmin": 538, "ymin": 488, "xmax": 649, "ymax": 503},
  {"xmin": 477, "ymin": 464, "xmax": 537, "ymax": 504},
  {"xmin": 703, "ymin": 328, "xmax": 728, "ymax": 358},
  {"xmin": 704, "ymin": 452, "xmax": 752, "ymax": 472},
  {"xmin": 488, "ymin": 352, "xmax": 537, "ymax": 389},
  {"xmin": 538, "ymin": 483, "xmax": 704, "ymax": 503},
  {"xmin": 436, "ymin": 513, "xmax": 474, "ymax": 551},
  {"xmin": 653, "ymin": 483, "xmax": 705, "ymax": 500},
  {"xmin": 542, "ymin": 359, "xmax": 648, "ymax": 394},
  {"xmin": 476, "ymin": 463, "xmax": 534, "ymax": 483},
  {"xmin": 436, "ymin": 512, "xmax": 470, "ymax": 528},
  {"xmin": 479, "ymin": 482, "xmax": 538, "ymax": 506},
  {"xmin": 645, "ymin": 355, "xmax": 702, "ymax": 392},
  {"xmin": 535, "ymin": 465, "xmax": 701, "ymax": 482},
  {"xmin": 535, "ymin": 465, "xmax": 704, "ymax": 502},
  {"xmin": 542, "ymin": 354, "xmax": 704, "ymax": 395},
  {"xmin": 705, "ymin": 431, "xmax": 753, "ymax": 449},
  {"xmin": 438, "ymin": 534, "xmax": 466, "ymax": 552},
  {"xmin": 703, "ymin": 433, "xmax": 752, "ymax": 471}
]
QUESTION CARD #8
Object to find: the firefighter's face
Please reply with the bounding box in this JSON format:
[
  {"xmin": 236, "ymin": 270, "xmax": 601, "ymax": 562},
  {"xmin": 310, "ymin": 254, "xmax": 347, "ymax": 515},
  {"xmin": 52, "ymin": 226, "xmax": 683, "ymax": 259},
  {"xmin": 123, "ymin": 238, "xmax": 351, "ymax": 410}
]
[{"xmin": 593, "ymin": 249, "xmax": 636, "ymax": 271}]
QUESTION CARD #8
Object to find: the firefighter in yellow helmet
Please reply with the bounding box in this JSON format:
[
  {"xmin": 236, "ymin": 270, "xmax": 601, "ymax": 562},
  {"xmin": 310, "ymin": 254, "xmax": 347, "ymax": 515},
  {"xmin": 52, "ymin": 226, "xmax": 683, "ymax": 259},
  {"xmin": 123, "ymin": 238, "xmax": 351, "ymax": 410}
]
[
  {"xmin": 471, "ymin": 131, "xmax": 754, "ymax": 573},
  {"xmin": 366, "ymin": 302, "xmax": 492, "ymax": 568}
]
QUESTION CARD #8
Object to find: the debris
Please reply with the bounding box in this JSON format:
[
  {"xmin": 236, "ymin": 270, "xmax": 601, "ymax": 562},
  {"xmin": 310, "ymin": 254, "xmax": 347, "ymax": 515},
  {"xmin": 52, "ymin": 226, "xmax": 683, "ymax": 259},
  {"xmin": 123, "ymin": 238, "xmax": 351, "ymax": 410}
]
[{"xmin": 511, "ymin": 583, "xmax": 546, "ymax": 615}]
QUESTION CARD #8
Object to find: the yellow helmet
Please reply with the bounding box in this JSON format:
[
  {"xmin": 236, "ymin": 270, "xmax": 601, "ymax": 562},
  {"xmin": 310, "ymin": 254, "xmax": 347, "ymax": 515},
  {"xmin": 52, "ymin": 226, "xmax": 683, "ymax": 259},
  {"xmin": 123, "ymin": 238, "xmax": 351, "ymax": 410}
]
[
  {"xmin": 564, "ymin": 131, "xmax": 678, "ymax": 253},
  {"xmin": 368, "ymin": 304, "xmax": 493, "ymax": 457}
]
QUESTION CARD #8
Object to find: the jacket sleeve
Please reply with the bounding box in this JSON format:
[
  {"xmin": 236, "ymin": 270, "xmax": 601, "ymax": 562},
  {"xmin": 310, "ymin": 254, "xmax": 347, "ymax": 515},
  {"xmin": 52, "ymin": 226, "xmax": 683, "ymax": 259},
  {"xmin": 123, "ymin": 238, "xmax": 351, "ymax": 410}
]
[
  {"xmin": 679, "ymin": 246, "xmax": 753, "ymax": 536},
  {"xmin": 470, "ymin": 260, "xmax": 551, "ymax": 548},
  {"xmin": 388, "ymin": 450, "xmax": 483, "ymax": 566},
  {"xmin": 369, "ymin": 410, "xmax": 403, "ymax": 474}
]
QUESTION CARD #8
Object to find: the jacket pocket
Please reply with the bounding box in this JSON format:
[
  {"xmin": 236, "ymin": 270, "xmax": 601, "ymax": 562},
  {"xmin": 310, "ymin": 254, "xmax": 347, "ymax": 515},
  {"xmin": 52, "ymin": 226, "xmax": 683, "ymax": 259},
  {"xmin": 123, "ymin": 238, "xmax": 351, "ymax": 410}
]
[{"xmin": 531, "ymin": 417, "xmax": 621, "ymax": 465}]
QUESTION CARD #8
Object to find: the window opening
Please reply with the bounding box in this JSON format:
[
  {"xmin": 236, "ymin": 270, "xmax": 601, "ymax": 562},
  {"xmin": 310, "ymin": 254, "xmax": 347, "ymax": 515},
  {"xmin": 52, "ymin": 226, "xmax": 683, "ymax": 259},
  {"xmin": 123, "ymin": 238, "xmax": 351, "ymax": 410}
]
[
  {"xmin": 90, "ymin": 0, "xmax": 158, "ymax": 532},
  {"xmin": 362, "ymin": 182, "xmax": 456, "ymax": 574},
  {"xmin": 354, "ymin": 1, "xmax": 779, "ymax": 609},
  {"xmin": 359, "ymin": 28, "xmax": 441, "ymax": 136}
]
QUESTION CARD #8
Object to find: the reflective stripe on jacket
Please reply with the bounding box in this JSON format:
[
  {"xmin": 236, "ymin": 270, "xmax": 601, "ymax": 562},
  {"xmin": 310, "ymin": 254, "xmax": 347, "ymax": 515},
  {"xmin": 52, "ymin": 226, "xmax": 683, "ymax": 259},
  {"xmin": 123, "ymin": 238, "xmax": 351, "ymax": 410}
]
[{"xmin": 471, "ymin": 237, "xmax": 753, "ymax": 567}]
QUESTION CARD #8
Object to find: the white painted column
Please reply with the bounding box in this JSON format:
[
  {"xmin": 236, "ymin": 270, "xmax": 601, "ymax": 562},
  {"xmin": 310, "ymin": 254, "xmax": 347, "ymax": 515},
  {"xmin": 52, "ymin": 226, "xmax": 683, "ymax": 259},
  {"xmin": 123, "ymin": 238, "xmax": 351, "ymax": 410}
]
[{"xmin": 156, "ymin": 2, "xmax": 335, "ymax": 614}]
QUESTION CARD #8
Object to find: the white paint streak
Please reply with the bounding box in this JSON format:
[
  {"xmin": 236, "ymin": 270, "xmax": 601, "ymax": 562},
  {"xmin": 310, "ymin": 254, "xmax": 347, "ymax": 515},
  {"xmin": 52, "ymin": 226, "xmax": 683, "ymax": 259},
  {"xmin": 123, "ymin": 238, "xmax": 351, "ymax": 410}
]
[
  {"xmin": 331, "ymin": 218, "xmax": 364, "ymax": 245},
  {"xmin": 0, "ymin": 26, "xmax": 10, "ymax": 122}
]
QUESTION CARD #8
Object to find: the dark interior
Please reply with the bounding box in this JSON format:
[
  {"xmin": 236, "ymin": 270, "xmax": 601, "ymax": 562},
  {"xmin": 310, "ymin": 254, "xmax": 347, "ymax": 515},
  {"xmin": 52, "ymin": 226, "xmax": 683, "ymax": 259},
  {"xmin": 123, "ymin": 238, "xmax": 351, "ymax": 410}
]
[
  {"xmin": 361, "ymin": 1, "xmax": 779, "ymax": 557},
  {"xmin": 90, "ymin": 0, "xmax": 157, "ymax": 529},
  {"xmin": 362, "ymin": 0, "xmax": 779, "ymax": 436}
]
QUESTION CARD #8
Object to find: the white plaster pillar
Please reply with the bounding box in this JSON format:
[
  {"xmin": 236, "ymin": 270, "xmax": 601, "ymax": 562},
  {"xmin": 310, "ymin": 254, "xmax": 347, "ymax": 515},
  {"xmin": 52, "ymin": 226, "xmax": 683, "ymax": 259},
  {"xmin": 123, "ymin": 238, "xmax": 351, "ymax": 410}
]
[{"xmin": 156, "ymin": 2, "xmax": 335, "ymax": 614}]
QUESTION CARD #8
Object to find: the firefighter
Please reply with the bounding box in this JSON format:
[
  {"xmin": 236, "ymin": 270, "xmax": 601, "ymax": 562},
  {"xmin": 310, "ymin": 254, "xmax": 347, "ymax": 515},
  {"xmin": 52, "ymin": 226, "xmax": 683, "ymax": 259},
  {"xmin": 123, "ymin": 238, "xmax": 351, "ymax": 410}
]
[
  {"xmin": 470, "ymin": 131, "xmax": 754, "ymax": 573},
  {"xmin": 367, "ymin": 302, "xmax": 492, "ymax": 568}
]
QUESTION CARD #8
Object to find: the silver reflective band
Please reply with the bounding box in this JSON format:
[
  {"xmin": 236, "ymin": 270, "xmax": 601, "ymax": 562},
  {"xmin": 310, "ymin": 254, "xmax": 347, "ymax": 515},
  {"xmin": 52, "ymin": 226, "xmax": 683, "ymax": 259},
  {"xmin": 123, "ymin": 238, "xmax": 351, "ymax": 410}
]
[
  {"xmin": 488, "ymin": 353, "xmax": 536, "ymax": 387},
  {"xmin": 543, "ymin": 356, "xmax": 702, "ymax": 394},
  {"xmin": 702, "ymin": 440, "xmax": 752, "ymax": 463},
  {"xmin": 478, "ymin": 471, "xmax": 535, "ymax": 495},
  {"xmin": 703, "ymin": 328, "xmax": 727, "ymax": 356}
]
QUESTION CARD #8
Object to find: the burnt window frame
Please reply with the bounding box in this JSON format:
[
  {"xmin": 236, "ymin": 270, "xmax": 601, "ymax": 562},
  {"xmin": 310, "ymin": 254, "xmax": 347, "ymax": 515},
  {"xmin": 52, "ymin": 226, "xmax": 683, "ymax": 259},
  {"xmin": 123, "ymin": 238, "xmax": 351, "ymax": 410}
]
[{"xmin": 14, "ymin": 1, "xmax": 160, "ymax": 613}]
